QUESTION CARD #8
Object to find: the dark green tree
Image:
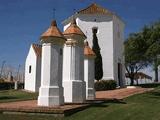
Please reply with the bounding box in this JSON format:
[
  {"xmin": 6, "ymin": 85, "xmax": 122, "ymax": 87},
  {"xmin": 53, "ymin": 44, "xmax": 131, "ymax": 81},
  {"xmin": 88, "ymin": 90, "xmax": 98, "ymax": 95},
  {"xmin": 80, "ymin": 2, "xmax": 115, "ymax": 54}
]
[
  {"xmin": 125, "ymin": 20, "xmax": 160, "ymax": 84},
  {"xmin": 143, "ymin": 21, "xmax": 160, "ymax": 82},
  {"xmin": 92, "ymin": 29, "xmax": 103, "ymax": 80},
  {"xmin": 125, "ymin": 33, "xmax": 148, "ymax": 85}
]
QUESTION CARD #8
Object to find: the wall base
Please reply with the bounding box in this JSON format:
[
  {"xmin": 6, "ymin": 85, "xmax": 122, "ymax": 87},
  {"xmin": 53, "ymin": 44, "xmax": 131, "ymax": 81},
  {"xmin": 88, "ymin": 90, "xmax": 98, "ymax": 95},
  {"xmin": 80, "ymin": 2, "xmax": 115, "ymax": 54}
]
[
  {"xmin": 86, "ymin": 88, "xmax": 95, "ymax": 100},
  {"xmin": 63, "ymin": 80, "xmax": 86, "ymax": 103},
  {"xmin": 38, "ymin": 86, "xmax": 64, "ymax": 106}
]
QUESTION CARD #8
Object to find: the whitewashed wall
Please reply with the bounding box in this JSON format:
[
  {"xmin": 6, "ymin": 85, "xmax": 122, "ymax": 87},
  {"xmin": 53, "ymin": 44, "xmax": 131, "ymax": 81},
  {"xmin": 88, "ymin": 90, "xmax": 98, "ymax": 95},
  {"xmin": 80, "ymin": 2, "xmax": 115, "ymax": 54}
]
[
  {"xmin": 63, "ymin": 14, "xmax": 125, "ymax": 87},
  {"xmin": 113, "ymin": 15, "xmax": 125, "ymax": 86},
  {"xmin": 84, "ymin": 57, "xmax": 95, "ymax": 100},
  {"xmin": 38, "ymin": 43, "xmax": 64, "ymax": 106},
  {"xmin": 35, "ymin": 56, "xmax": 41, "ymax": 91},
  {"xmin": 63, "ymin": 43, "xmax": 86, "ymax": 103},
  {"xmin": 64, "ymin": 14, "xmax": 125, "ymax": 86},
  {"xmin": 64, "ymin": 14, "xmax": 114, "ymax": 80},
  {"xmin": 25, "ymin": 45, "xmax": 41, "ymax": 92}
]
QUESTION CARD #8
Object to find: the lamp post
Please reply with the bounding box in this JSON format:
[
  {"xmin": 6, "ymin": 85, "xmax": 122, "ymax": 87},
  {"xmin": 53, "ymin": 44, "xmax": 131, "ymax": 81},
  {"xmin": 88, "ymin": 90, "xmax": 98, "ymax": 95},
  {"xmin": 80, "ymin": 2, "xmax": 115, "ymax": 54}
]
[{"xmin": 0, "ymin": 61, "xmax": 6, "ymax": 79}]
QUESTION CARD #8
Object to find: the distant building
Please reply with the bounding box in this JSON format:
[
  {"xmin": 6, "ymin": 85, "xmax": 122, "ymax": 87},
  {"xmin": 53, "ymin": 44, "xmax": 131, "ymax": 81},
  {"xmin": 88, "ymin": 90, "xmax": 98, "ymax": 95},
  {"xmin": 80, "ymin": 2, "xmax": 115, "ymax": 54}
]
[{"xmin": 125, "ymin": 72, "xmax": 153, "ymax": 85}]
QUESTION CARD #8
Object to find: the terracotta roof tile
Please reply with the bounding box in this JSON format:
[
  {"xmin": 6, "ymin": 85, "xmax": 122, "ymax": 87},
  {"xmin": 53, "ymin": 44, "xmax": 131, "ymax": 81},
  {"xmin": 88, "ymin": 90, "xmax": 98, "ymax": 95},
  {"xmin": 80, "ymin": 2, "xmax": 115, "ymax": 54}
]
[
  {"xmin": 32, "ymin": 44, "xmax": 42, "ymax": 57},
  {"xmin": 63, "ymin": 19, "xmax": 86, "ymax": 37},
  {"xmin": 41, "ymin": 20, "xmax": 65, "ymax": 40},
  {"xmin": 84, "ymin": 41, "xmax": 96, "ymax": 57},
  {"xmin": 77, "ymin": 3, "xmax": 113, "ymax": 15}
]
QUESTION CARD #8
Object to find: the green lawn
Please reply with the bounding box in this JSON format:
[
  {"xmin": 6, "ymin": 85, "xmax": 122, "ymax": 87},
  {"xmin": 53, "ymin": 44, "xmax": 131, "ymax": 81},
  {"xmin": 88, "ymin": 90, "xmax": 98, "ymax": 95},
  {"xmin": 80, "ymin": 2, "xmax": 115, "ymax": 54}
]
[
  {"xmin": 0, "ymin": 87, "xmax": 160, "ymax": 120},
  {"xmin": 0, "ymin": 90, "xmax": 38, "ymax": 103}
]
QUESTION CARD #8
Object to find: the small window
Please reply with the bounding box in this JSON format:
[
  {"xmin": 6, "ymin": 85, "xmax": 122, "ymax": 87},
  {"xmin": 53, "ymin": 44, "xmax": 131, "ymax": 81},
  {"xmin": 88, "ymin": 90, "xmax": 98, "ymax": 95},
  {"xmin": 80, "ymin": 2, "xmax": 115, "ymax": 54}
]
[
  {"xmin": 29, "ymin": 65, "xmax": 31, "ymax": 73},
  {"xmin": 60, "ymin": 48, "xmax": 63, "ymax": 55}
]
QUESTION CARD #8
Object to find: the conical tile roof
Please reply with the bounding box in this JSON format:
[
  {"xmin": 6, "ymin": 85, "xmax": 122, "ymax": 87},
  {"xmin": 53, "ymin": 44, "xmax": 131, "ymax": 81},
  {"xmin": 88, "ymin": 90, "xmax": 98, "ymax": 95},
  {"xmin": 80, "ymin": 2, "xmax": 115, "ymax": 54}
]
[
  {"xmin": 84, "ymin": 41, "xmax": 96, "ymax": 57},
  {"xmin": 41, "ymin": 20, "xmax": 65, "ymax": 40},
  {"xmin": 63, "ymin": 19, "xmax": 86, "ymax": 38}
]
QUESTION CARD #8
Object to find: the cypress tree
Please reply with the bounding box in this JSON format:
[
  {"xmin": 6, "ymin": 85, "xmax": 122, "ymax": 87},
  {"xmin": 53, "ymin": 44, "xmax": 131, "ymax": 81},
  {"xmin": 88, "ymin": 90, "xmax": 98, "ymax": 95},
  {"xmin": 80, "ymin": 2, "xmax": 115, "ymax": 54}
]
[{"xmin": 92, "ymin": 28, "xmax": 103, "ymax": 80}]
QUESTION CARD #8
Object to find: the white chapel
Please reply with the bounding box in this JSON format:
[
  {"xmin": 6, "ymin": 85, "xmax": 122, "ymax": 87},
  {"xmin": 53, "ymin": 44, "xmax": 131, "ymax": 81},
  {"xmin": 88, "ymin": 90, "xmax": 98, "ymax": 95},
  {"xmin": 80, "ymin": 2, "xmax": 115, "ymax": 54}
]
[{"xmin": 24, "ymin": 3, "xmax": 125, "ymax": 106}]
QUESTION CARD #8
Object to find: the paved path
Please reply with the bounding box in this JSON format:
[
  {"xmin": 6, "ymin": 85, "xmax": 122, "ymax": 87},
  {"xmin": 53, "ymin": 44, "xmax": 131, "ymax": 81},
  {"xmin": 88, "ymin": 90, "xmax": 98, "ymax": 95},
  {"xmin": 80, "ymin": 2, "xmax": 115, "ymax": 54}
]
[
  {"xmin": 0, "ymin": 100, "xmax": 89, "ymax": 116},
  {"xmin": 0, "ymin": 100, "xmax": 87, "ymax": 110},
  {"xmin": 96, "ymin": 87, "xmax": 153, "ymax": 99}
]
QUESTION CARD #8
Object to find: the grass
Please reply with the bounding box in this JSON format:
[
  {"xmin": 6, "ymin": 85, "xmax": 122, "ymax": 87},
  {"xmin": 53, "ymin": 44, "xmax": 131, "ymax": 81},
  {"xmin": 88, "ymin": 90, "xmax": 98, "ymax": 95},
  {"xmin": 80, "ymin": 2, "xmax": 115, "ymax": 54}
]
[
  {"xmin": 0, "ymin": 90, "xmax": 38, "ymax": 103},
  {"xmin": 0, "ymin": 86, "xmax": 160, "ymax": 120}
]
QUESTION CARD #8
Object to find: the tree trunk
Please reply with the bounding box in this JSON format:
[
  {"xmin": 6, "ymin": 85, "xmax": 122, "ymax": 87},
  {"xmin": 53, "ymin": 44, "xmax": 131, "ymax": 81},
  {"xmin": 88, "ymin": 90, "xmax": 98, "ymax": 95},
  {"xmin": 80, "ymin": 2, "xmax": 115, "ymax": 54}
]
[
  {"xmin": 130, "ymin": 77, "xmax": 134, "ymax": 86},
  {"xmin": 154, "ymin": 59, "xmax": 158, "ymax": 82},
  {"xmin": 155, "ymin": 66, "xmax": 158, "ymax": 82},
  {"xmin": 136, "ymin": 79, "xmax": 139, "ymax": 85}
]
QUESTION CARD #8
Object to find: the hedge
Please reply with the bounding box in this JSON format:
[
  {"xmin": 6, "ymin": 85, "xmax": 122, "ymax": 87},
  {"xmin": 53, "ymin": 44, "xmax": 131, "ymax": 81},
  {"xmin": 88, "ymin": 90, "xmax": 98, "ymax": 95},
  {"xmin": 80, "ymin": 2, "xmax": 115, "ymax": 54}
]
[
  {"xmin": 95, "ymin": 80, "xmax": 117, "ymax": 91},
  {"xmin": 137, "ymin": 83, "xmax": 160, "ymax": 88},
  {"xmin": 0, "ymin": 82, "xmax": 24, "ymax": 90}
]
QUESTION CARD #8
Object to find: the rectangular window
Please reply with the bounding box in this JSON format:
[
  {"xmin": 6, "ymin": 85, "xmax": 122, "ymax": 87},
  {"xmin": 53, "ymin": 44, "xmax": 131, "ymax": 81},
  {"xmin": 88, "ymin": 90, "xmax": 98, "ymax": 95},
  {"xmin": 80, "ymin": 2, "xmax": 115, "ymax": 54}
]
[{"xmin": 29, "ymin": 65, "xmax": 31, "ymax": 73}]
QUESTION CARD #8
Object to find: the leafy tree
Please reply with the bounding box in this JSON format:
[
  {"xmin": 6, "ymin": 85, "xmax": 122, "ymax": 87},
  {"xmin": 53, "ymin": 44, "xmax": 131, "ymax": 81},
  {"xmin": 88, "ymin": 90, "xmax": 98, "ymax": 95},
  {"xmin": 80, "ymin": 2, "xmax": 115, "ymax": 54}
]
[
  {"xmin": 141, "ymin": 21, "xmax": 160, "ymax": 82},
  {"xmin": 125, "ymin": 33, "xmax": 148, "ymax": 85},
  {"xmin": 125, "ymin": 20, "xmax": 160, "ymax": 84},
  {"xmin": 92, "ymin": 29, "xmax": 103, "ymax": 80}
]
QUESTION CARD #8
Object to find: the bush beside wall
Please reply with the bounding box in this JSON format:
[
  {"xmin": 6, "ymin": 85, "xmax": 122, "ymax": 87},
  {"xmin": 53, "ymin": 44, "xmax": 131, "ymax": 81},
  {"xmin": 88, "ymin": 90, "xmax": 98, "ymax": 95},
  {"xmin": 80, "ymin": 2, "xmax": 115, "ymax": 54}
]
[
  {"xmin": 137, "ymin": 83, "xmax": 160, "ymax": 88},
  {"xmin": 0, "ymin": 82, "xmax": 24, "ymax": 90},
  {"xmin": 95, "ymin": 80, "xmax": 117, "ymax": 91}
]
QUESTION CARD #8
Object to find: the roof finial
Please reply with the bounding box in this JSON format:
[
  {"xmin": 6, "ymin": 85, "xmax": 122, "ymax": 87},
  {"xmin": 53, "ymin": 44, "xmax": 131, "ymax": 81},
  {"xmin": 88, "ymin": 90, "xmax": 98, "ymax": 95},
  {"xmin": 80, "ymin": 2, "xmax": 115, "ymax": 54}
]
[
  {"xmin": 73, "ymin": 8, "xmax": 76, "ymax": 13},
  {"xmin": 51, "ymin": 20, "xmax": 57, "ymax": 27},
  {"xmin": 71, "ymin": 18, "xmax": 76, "ymax": 25},
  {"xmin": 53, "ymin": 8, "xmax": 56, "ymax": 20},
  {"xmin": 71, "ymin": 9, "xmax": 77, "ymax": 25}
]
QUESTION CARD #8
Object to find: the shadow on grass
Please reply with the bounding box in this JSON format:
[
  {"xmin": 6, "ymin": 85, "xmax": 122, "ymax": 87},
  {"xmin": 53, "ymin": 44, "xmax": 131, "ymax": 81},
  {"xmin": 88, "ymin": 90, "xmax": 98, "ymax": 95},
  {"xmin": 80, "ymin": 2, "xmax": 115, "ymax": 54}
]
[
  {"xmin": 146, "ymin": 90, "xmax": 160, "ymax": 99},
  {"xmin": 104, "ymin": 99, "xmax": 127, "ymax": 104},
  {"xmin": 89, "ymin": 102, "xmax": 108, "ymax": 108},
  {"xmin": 149, "ymin": 91, "xmax": 160, "ymax": 96},
  {"xmin": 88, "ymin": 99, "xmax": 127, "ymax": 108},
  {"xmin": 0, "ymin": 96, "xmax": 17, "ymax": 100}
]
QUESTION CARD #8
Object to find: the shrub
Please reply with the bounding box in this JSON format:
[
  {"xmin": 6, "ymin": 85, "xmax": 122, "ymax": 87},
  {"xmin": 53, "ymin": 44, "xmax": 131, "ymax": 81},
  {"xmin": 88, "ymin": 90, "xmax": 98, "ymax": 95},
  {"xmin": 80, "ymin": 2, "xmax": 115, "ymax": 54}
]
[
  {"xmin": 95, "ymin": 80, "xmax": 117, "ymax": 91},
  {"xmin": 137, "ymin": 83, "xmax": 160, "ymax": 88},
  {"xmin": 0, "ymin": 82, "xmax": 24, "ymax": 90}
]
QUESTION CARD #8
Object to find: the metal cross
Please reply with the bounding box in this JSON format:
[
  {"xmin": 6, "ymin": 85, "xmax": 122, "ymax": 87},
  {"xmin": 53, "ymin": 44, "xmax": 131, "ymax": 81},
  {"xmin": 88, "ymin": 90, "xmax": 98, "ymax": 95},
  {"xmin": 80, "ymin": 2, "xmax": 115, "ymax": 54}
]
[{"xmin": 53, "ymin": 8, "xmax": 56, "ymax": 19}]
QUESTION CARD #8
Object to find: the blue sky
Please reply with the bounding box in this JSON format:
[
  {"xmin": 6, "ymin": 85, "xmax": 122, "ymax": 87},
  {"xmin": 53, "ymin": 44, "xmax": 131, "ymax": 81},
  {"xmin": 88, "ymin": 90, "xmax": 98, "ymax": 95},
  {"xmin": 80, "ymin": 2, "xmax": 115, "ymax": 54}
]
[{"xmin": 0, "ymin": 0, "xmax": 160, "ymax": 68}]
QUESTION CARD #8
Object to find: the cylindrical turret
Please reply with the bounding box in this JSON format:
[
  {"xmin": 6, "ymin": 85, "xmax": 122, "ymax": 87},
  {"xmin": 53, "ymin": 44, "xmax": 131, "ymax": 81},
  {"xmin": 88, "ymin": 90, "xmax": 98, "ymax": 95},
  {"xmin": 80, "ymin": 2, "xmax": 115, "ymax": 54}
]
[
  {"xmin": 38, "ymin": 20, "xmax": 66, "ymax": 106},
  {"xmin": 62, "ymin": 19, "xmax": 86, "ymax": 103},
  {"xmin": 84, "ymin": 40, "xmax": 96, "ymax": 100}
]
